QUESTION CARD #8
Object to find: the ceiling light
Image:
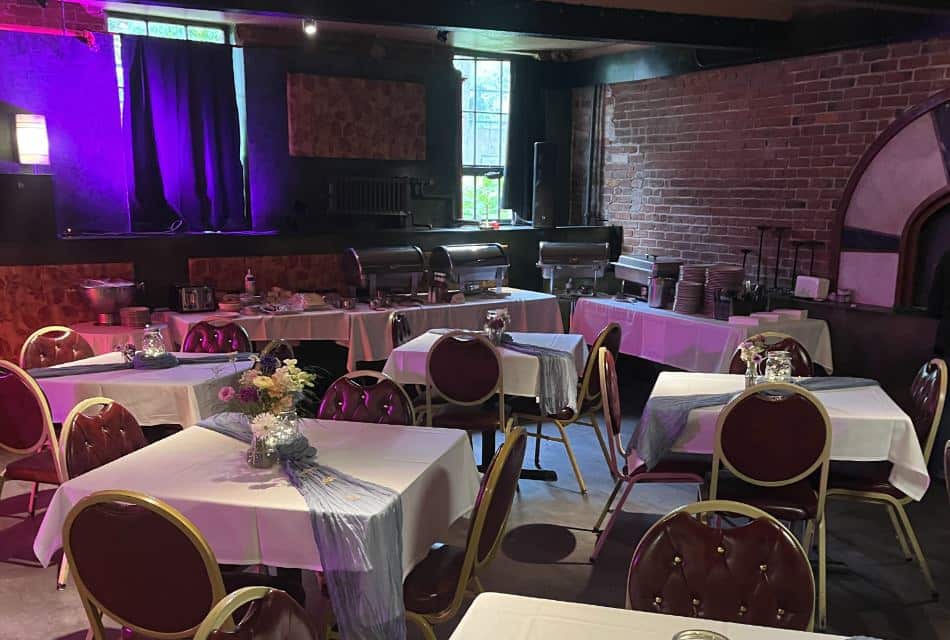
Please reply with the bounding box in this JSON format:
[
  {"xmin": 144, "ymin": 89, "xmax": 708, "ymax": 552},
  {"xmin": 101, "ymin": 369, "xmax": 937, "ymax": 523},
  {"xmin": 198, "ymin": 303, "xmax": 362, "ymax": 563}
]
[{"xmin": 302, "ymin": 19, "xmax": 317, "ymax": 36}]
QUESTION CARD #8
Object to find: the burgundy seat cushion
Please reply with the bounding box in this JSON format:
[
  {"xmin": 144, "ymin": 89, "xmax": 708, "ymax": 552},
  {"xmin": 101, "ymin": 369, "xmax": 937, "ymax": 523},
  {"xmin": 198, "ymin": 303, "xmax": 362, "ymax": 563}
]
[
  {"xmin": 182, "ymin": 322, "xmax": 252, "ymax": 354},
  {"xmin": 4, "ymin": 449, "xmax": 58, "ymax": 484},
  {"xmin": 827, "ymin": 461, "xmax": 904, "ymax": 499},
  {"xmin": 65, "ymin": 403, "xmax": 147, "ymax": 478},
  {"xmin": 403, "ymin": 544, "xmax": 466, "ymax": 615},
  {"xmin": 428, "ymin": 337, "xmax": 499, "ymax": 403},
  {"xmin": 21, "ymin": 330, "xmax": 94, "ymax": 369},
  {"xmin": 316, "ymin": 377, "xmax": 412, "ymax": 425},
  {"xmin": 714, "ymin": 478, "xmax": 818, "ymax": 521},
  {"xmin": 208, "ymin": 589, "xmax": 317, "ymax": 640},
  {"xmin": 0, "ymin": 367, "xmax": 50, "ymax": 451},
  {"xmin": 429, "ymin": 405, "xmax": 507, "ymax": 432}
]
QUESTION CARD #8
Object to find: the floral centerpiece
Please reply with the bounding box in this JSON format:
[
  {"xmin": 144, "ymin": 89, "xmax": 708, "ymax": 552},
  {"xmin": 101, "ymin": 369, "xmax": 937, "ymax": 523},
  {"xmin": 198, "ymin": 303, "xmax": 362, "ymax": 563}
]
[
  {"xmin": 218, "ymin": 354, "xmax": 316, "ymax": 466},
  {"xmin": 738, "ymin": 337, "xmax": 766, "ymax": 388},
  {"xmin": 484, "ymin": 308, "xmax": 511, "ymax": 345}
]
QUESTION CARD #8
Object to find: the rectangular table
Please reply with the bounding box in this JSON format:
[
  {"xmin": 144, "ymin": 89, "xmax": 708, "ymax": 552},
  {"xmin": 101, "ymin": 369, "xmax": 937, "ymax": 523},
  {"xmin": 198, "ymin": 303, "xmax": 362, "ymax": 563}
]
[
  {"xmin": 167, "ymin": 308, "xmax": 349, "ymax": 346},
  {"xmin": 648, "ymin": 372, "xmax": 929, "ymax": 500},
  {"xmin": 72, "ymin": 321, "xmax": 174, "ymax": 355},
  {"xmin": 449, "ymin": 593, "xmax": 845, "ymax": 640},
  {"xmin": 571, "ymin": 297, "xmax": 833, "ymax": 374},
  {"xmin": 36, "ymin": 352, "xmax": 252, "ymax": 427},
  {"xmin": 34, "ymin": 419, "xmax": 481, "ymax": 576},
  {"xmin": 383, "ymin": 331, "xmax": 588, "ymax": 399}
]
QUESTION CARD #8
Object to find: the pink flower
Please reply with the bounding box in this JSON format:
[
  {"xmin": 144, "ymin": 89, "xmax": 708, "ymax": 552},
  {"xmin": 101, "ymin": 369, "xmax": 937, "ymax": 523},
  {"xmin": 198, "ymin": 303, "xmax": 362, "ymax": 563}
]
[{"xmin": 218, "ymin": 386, "xmax": 236, "ymax": 402}]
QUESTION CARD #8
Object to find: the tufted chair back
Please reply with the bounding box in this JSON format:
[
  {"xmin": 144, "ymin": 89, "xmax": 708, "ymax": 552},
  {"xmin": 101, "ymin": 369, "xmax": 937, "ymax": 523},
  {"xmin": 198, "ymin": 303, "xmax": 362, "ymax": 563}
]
[
  {"xmin": 576, "ymin": 323, "xmax": 622, "ymax": 418},
  {"xmin": 196, "ymin": 587, "xmax": 319, "ymax": 640},
  {"xmin": 61, "ymin": 398, "xmax": 148, "ymax": 480},
  {"xmin": 20, "ymin": 326, "xmax": 95, "ymax": 369},
  {"xmin": 316, "ymin": 371, "xmax": 414, "ymax": 425},
  {"xmin": 0, "ymin": 360, "xmax": 57, "ymax": 456},
  {"xmin": 627, "ymin": 500, "xmax": 815, "ymax": 631},
  {"xmin": 728, "ymin": 332, "xmax": 814, "ymax": 377},
  {"xmin": 182, "ymin": 321, "xmax": 252, "ymax": 354},
  {"xmin": 908, "ymin": 358, "xmax": 947, "ymax": 462},
  {"xmin": 427, "ymin": 332, "xmax": 501, "ymax": 404},
  {"xmin": 389, "ymin": 311, "xmax": 413, "ymax": 349},
  {"xmin": 261, "ymin": 340, "xmax": 295, "ymax": 363}
]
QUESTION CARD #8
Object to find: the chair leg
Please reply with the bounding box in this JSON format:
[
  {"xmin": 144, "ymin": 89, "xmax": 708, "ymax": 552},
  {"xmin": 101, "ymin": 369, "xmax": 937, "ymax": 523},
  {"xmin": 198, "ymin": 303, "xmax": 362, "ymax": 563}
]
[
  {"xmin": 802, "ymin": 520, "xmax": 815, "ymax": 554},
  {"xmin": 885, "ymin": 503, "xmax": 913, "ymax": 561},
  {"xmin": 28, "ymin": 482, "xmax": 39, "ymax": 517},
  {"xmin": 470, "ymin": 575, "xmax": 485, "ymax": 594},
  {"xmin": 893, "ymin": 502, "xmax": 938, "ymax": 597},
  {"xmin": 592, "ymin": 478, "xmax": 623, "ymax": 533},
  {"xmin": 555, "ymin": 421, "xmax": 587, "ymax": 494},
  {"xmin": 588, "ymin": 414, "xmax": 611, "ymax": 468},
  {"xmin": 406, "ymin": 611, "xmax": 437, "ymax": 640},
  {"xmin": 533, "ymin": 423, "xmax": 543, "ymax": 468},
  {"xmin": 817, "ymin": 516, "xmax": 827, "ymax": 631},
  {"xmin": 591, "ymin": 478, "xmax": 635, "ymax": 562},
  {"xmin": 56, "ymin": 555, "xmax": 70, "ymax": 590}
]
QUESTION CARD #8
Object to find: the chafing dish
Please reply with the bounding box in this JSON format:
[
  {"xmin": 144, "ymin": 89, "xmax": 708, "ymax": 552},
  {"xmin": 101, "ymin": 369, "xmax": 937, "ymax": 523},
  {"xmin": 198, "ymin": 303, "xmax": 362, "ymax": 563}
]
[
  {"xmin": 612, "ymin": 254, "xmax": 682, "ymax": 300},
  {"xmin": 537, "ymin": 241, "xmax": 610, "ymax": 294},
  {"xmin": 429, "ymin": 243, "xmax": 508, "ymax": 295},
  {"xmin": 342, "ymin": 246, "xmax": 426, "ymax": 298}
]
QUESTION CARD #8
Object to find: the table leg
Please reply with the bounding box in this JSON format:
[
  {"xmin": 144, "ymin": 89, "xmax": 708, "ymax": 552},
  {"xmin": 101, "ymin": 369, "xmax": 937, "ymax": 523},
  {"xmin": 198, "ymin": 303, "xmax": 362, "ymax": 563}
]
[{"xmin": 476, "ymin": 429, "xmax": 559, "ymax": 482}]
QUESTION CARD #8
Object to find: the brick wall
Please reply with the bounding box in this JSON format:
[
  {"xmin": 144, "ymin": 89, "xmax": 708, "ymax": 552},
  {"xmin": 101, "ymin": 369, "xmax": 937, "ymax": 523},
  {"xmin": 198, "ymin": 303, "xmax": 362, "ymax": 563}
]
[
  {"xmin": 0, "ymin": 1, "xmax": 106, "ymax": 32},
  {"xmin": 586, "ymin": 37, "xmax": 950, "ymax": 287}
]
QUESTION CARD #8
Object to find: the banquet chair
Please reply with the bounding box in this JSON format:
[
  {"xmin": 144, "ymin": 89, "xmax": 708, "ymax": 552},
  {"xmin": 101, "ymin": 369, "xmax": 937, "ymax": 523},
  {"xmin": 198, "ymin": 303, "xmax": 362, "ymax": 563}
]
[
  {"xmin": 825, "ymin": 358, "xmax": 946, "ymax": 603},
  {"xmin": 627, "ymin": 500, "xmax": 815, "ymax": 631},
  {"xmin": 194, "ymin": 587, "xmax": 319, "ymax": 640},
  {"xmin": 389, "ymin": 311, "xmax": 413, "ymax": 349},
  {"xmin": 261, "ymin": 339, "xmax": 295, "ymax": 362},
  {"xmin": 512, "ymin": 322, "xmax": 621, "ymax": 493},
  {"xmin": 403, "ymin": 427, "xmax": 527, "ymax": 640},
  {"xmin": 55, "ymin": 397, "xmax": 148, "ymax": 590},
  {"xmin": 708, "ymin": 383, "xmax": 831, "ymax": 629},
  {"xmin": 426, "ymin": 332, "xmax": 513, "ymax": 468},
  {"xmin": 727, "ymin": 331, "xmax": 814, "ymax": 377},
  {"xmin": 19, "ymin": 325, "xmax": 94, "ymax": 369},
  {"xmin": 182, "ymin": 321, "xmax": 252, "ymax": 354},
  {"xmin": 63, "ymin": 490, "xmax": 305, "ymax": 640},
  {"xmin": 0, "ymin": 360, "xmax": 63, "ymax": 517},
  {"xmin": 317, "ymin": 371, "xmax": 415, "ymax": 425},
  {"xmin": 590, "ymin": 348, "xmax": 707, "ymax": 561},
  {"xmin": 945, "ymin": 440, "xmax": 950, "ymax": 505}
]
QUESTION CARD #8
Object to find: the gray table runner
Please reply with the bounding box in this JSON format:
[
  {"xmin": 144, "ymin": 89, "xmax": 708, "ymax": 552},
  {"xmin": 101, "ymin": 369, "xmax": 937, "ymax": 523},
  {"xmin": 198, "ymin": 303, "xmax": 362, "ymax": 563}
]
[
  {"xmin": 198, "ymin": 413, "xmax": 405, "ymax": 640},
  {"xmin": 500, "ymin": 336, "xmax": 578, "ymax": 415},
  {"xmin": 631, "ymin": 377, "xmax": 879, "ymax": 469},
  {"xmin": 27, "ymin": 353, "xmax": 254, "ymax": 379}
]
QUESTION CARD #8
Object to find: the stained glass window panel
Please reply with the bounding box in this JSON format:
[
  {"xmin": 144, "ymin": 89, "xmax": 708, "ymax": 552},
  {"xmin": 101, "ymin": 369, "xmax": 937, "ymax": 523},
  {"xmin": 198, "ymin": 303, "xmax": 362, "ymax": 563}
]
[{"xmin": 147, "ymin": 21, "xmax": 187, "ymax": 40}]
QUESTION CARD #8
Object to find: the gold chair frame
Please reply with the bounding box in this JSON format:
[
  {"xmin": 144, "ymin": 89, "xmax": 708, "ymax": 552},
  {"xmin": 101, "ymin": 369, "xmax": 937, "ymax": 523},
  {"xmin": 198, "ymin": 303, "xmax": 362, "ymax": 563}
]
[
  {"xmin": 19, "ymin": 325, "xmax": 94, "ymax": 369},
  {"xmin": 733, "ymin": 331, "xmax": 813, "ymax": 374},
  {"xmin": 512, "ymin": 322, "xmax": 619, "ymax": 494},
  {"xmin": 337, "ymin": 370, "xmax": 416, "ymax": 426},
  {"xmin": 63, "ymin": 490, "xmax": 230, "ymax": 640},
  {"xmin": 709, "ymin": 383, "xmax": 831, "ymax": 630},
  {"xmin": 826, "ymin": 358, "xmax": 947, "ymax": 605},
  {"xmin": 193, "ymin": 586, "xmax": 277, "ymax": 640},
  {"xmin": 626, "ymin": 499, "xmax": 816, "ymax": 632},
  {"xmin": 260, "ymin": 339, "xmax": 295, "ymax": 360}
]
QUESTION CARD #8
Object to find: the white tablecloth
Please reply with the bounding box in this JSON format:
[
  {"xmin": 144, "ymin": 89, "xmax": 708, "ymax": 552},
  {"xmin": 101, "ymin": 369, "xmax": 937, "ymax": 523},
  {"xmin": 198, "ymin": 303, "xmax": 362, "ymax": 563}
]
[
  {"xmin": 449, "ymin": 593, "xmax": 844, "ymax": 640},
  {"xmin": 571, "ymin": 298, "xmax": 834, "ymax": 374},
  {"xmin": 167, "ymin": 309, "xmax": 349, "ymax": 346},
  {"xmin": 34, "ymin": 419, "xmax": 480, "ymax": 577},
  {"xmin": 383, "ymin": 331, "xmax": 588, "ymax": 398},
  {"xmin": 72, "ymin": 322, "xmax": 173, "ymax": 355},
  {"xmin": 650, "ymin": 372, "xmax": 929, "ymax": 500},
  {"xmin": 345, "ymin": 288, "xmax": 564, "ymax": 370},
  {"xmin": 36, "ymin": 352, "xmax": 252, "ymax": 427}
]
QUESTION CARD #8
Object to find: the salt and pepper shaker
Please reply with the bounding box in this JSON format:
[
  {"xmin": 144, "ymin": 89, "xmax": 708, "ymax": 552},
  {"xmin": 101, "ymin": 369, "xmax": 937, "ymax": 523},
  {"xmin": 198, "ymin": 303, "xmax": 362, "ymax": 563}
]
[{"xmin": 244, "ymin": 268, "xmax": 256, "ymax": 296}]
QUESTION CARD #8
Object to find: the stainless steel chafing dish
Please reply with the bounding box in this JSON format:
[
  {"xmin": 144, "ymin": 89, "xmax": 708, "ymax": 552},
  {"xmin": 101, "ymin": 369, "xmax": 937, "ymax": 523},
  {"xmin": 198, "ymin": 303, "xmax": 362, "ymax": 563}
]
[
  {"xmin": 342, "ymin": 245, "xmax": 426, "ymax": 298},
  {"xmin": 428, "ymin": 243, "xmax": 508, "ymax": 295},
  {"xmin": 612, "ymin": 254, "xmax": 682, "ymax": 300},
  {"xmin": 537, "ymin": 241, "xmax": 610, "ymax": 294}
]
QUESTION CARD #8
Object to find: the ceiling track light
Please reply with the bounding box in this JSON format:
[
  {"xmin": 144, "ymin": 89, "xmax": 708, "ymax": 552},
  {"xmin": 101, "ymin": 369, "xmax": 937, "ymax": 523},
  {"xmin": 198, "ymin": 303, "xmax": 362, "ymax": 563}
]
[{"xmin": 302, "ymin": 19, "xmax": 318, "ymax": 37}]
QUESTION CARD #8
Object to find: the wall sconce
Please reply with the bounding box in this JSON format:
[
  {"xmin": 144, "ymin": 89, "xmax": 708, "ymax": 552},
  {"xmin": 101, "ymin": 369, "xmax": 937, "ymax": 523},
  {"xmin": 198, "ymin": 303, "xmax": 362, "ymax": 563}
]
[{"xmin": 15, "ymin": 114, "xmax": 50, "ymax": 165}]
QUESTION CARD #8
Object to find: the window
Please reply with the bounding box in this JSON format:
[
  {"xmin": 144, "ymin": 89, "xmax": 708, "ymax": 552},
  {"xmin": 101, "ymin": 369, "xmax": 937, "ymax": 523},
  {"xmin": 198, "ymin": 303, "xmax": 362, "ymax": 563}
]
[{"xmin": 453, "ymin": 56, "xmax": 511, "ymax": 223}]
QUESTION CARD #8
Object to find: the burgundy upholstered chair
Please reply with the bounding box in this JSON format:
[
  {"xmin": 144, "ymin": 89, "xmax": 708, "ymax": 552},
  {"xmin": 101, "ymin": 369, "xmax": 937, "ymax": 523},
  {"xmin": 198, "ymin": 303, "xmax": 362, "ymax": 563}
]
[
  {"xmin": 389, "ymin": 311, "xmax": 412, "ymax": 349},
  {"xmin": 317, "ymin": 371, "xmax": 414, "ymax": 425},
  {"xmin": 182, "ymin": 321, "xmax": 252, "ymax": 354},
  {"xmin": 61, "ymin": 398, "xmax": 148, "ymax": 481},
  {"xmin": 195, "ymin": 587, "xmax": 319, "ymax": 640},
  {"xmin": 0, "ymin": 360, "xmax": 63, "ymax": 517},
  {"xmin": 728, "ymin": 331, "xmax": 815, "ymax": 377},
  {"xmin": 945, "ymin": 440, "xmax": 950, "ymax": 506},
  {"xmin": 709, "ymin": 383, "xmax": 831, "ymax": 628},
  {"xmin": 425, "ymin": 332, "xmax": 510, "ymax": 470},
  {"xmin": 402, "ymin": 428, "xmax": 527, "ymax": 640},
  {"xmin": 627, "ymin": 500, "xmax": 815, "ymax": 631},
  {"xmin": 826, "ymin": 358, "xmax": 947, "ymax": 604},
  {"xmin": 590, "ymin": 348, "xmax": 707, "ymax": 561},
  {"xmin": 19, "ymin": 325, "xmax": 95, "ymax": 369},
  {"xmin": 64, "ymin": 490, "xmax": 305, "ymax": 640},
  {"xmin": 512, "ymin": 322, "xmax": 621, "ymax": 493}
]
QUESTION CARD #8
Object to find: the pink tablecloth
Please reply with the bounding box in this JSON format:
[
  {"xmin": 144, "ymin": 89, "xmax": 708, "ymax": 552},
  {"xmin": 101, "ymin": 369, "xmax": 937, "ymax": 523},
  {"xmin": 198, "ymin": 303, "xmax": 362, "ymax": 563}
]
[{"xmin": 34, "ymin": 419, "xmax": 480, "ymax": 576}]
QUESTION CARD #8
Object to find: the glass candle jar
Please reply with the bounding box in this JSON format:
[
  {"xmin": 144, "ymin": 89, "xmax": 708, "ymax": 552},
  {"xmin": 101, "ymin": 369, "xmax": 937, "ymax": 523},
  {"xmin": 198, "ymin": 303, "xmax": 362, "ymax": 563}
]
[
  {"xmin": 141, "ymin": 325, "xmax": 166, "ymax": 358},
  {"xmin": 764, "ymin": 350, "xmax": 793, "ymax": 382}
]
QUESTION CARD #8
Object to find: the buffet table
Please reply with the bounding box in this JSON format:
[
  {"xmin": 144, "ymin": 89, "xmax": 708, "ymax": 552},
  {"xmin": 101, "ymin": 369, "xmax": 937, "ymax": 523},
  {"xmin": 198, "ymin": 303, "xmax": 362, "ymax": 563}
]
[
  {"xmin": 166, "ymin": 308, "xmax": 349, "ymax": 346},
  {"xmin": 449, "ymin": 593, "xmax": 844, "ymax": 640},
  {"xmin": 72, "ymin": 321, "xmax": 173, "ymax": 355},
  {"xmin": 35, "ymin": 419, "xmax": 480, "ymax": 576},
  {"xmin": 571, "ymin": 297, "xmax": 833, "ymax": 373}
]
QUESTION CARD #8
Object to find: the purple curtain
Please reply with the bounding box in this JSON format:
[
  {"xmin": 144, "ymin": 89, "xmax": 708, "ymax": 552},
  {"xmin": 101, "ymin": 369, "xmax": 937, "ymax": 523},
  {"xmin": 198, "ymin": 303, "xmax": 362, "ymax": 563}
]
[{"xmin": 122, "ymin": 36, "xmax": 246, "ymax": 231}]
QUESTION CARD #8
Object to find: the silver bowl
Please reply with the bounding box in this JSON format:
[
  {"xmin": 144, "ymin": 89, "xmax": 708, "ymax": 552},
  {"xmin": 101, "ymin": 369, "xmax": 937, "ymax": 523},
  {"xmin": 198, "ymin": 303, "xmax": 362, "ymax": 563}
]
[{"xmin": 80, "ymin": 279, "xmax": 142, "ymax": 325}]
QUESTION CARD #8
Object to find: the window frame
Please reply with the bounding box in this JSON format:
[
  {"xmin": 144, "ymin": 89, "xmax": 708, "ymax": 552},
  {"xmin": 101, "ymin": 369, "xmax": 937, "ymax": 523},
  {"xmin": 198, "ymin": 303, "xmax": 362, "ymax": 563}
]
[{"xmin": 106, "ymin": 13, "xmax": 228, "ymax": 44}]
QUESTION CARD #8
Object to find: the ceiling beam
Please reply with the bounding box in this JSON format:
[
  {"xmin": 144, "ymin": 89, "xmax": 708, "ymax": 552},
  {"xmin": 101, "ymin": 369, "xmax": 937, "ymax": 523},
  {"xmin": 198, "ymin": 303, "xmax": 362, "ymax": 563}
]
[
  {"xmin": 108, "ymin": 0, "xmax": 784, "ymax": 50},
  {"xmin": 814, "ymin": 0, "xmax": 950, "ymax": 15}
]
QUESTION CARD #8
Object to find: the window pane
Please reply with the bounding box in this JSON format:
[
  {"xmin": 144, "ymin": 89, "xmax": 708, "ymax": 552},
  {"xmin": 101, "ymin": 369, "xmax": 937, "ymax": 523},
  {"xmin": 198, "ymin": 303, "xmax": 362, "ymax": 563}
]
[
  {"xmin": 461, "ymin": 175, "xmax": 476, "ymax": 220},
  {"xmin": 501, "ymin": 114, "xmax": 509, "ymax": 162},
  {"xmin": 475, "ymin": 59, "xmax": 501, "ymax": 94},
  {"xmin": 187, "ymin": 25, "xmax": 226, "ymax": 43},
  {"xmin": 462, "ymin": 112, "xmax": 474, "ymax": 166},
  {"xmin": 475, "ymin": 175, "xmax": 501, "ymax": 221},
  {"xmin": 107, "ymin": 16, "xmax": 147, "ymax": 35},
  {"xmin": 454, "ymin": 58, "xmax": 475, "ymax": 112},
  {"xmin": 148, "ymin": 21, "xmax": 187, "ymax": 40},
  {"xmin": 476, "ymin": 89, "xmax": 500, "ymax": 113},
  {"xmin": 475, "ymin": 113, "xmax": 501, "ymax": 166}
]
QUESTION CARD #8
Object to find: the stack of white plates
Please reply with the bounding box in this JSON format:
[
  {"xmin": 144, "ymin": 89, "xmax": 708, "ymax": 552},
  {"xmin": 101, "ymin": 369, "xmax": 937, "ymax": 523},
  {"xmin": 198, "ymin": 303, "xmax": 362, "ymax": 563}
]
[
  {"xmin": 703, "ymin": 265, "xmax": 745, "ymax": 315},
  {"xmin": 673, "ymin": 281, "xmax": 704, "ymax": 314}
]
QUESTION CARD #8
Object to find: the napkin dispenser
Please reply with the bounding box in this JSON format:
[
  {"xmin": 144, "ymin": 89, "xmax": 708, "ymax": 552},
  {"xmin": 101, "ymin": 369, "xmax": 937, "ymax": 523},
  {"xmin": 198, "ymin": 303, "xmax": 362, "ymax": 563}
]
[{"xmin": 794, "ymin": 275, "xmax": 830, "ymax": 300}]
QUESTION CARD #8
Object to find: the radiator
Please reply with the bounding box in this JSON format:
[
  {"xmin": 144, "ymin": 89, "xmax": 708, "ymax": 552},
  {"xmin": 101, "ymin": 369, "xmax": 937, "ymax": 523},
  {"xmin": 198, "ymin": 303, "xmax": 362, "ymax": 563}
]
[{"xmin": 328, "ymin": 177, "xmax": 411, "ymax": 216}]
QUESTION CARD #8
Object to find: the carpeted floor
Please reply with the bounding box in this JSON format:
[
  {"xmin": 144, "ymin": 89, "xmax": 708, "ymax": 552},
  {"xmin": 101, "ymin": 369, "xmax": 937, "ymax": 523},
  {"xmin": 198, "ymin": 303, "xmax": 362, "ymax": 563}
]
[{"xmin": 1, "ymin": 363, "xmax": 948, "ymax": 639}]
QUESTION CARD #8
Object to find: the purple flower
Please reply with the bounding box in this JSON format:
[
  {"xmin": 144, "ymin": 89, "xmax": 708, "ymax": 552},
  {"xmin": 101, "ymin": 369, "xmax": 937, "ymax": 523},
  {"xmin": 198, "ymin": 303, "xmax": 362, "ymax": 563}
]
[
  {"xmin": 217, "ymin": 386, "xmax": 236, "ymax": 402},
  {"xmin": 238, "ymin": 386, "xmax": 260, "ymax": 403},
  {"xmin": 259, "ymin": 355, "xmax": 279, "ymax": 376}
]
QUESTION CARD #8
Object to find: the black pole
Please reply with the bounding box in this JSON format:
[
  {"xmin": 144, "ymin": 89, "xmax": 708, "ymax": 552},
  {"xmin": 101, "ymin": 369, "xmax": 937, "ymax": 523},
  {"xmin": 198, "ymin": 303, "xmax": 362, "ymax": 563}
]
[
  {"xmin": 773, "ymin": 226, "xmax": 789, "ymax": 289},
  {"xmin": 791, "ymin": 241, "xmax": 803, "ymax": 283},
  {"xmin": 755, "ymin": 225, "xmax": 771, "ymax": 286}
]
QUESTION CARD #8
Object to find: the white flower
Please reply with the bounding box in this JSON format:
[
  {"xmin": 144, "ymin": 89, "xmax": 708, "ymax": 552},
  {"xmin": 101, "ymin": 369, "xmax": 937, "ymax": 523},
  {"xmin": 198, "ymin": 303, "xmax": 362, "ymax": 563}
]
[{"xmin": 250, "ymin": 412, "xmax": 279, "ymax": 436}]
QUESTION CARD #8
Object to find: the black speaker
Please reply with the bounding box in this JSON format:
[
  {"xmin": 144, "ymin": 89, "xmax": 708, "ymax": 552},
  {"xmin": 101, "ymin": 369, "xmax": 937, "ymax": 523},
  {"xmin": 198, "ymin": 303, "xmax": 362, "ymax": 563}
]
[
  {"xmin": 532, "ymin": 141, "xmax": 556, "ymax": 228},
  {"xmin": 0, "ymin": 174, "xmax": 56, "ymax": 242}
]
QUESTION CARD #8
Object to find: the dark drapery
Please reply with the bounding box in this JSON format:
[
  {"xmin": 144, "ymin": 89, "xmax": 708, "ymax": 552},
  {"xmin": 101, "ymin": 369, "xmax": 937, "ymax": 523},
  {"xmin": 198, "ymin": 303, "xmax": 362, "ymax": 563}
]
[
  {"xmin": 122, "ymin": 36, "xmax": 246, "ymax": 232},
  {"xmin": 502, "ymin": 58, "xmax": 546, "ymax": 221}
]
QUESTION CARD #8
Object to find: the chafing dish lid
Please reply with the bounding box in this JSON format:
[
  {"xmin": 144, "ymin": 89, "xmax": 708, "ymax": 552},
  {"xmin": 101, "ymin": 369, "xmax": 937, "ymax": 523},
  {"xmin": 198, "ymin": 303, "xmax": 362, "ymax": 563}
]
[
  {"xmin": 429, "ymin": 243, "xmax": 508, "ymax": 273},
  {"xmin": 538, "ymin": 241, "xmax": 610, "ymax": 265},
  {"xmin": 342, "ymin": 246, "xmax": 425, "ymax": 285}
]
